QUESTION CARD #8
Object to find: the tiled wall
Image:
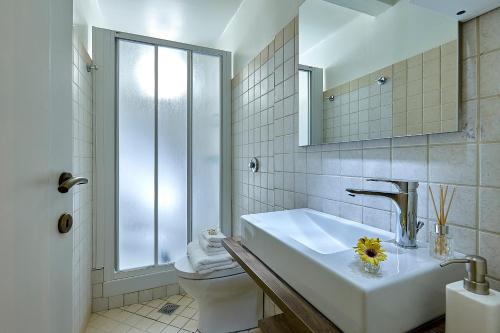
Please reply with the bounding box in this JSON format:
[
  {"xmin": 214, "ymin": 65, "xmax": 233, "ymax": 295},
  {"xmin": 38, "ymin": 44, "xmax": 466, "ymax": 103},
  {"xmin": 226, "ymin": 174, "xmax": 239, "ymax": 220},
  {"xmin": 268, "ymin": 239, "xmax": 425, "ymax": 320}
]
[
  {"xmin": 323, "ymin": 40, "xmax": 458, "ymax": 143},
  {"xmin": 323, "ymin": 67, "xmax": 393, "ymax": 142},
  {"xmin": 72, "ymin": 31, "xmax": 93, "ymax": 333},
  {"xmin": 91, "ymin": 267, "xmax": 182, "ymax": 312},
  {"xmin": 231, "ymin": 8, "xmax": 500, "ymax": 303}
]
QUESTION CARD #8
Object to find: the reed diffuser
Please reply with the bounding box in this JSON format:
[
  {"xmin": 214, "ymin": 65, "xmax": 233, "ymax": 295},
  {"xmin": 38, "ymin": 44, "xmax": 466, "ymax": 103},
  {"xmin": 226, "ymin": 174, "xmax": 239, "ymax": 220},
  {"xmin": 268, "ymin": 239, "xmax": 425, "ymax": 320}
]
[{"xmin": 428, "ymin": 185, "xmax": 456, "ymax": 259}]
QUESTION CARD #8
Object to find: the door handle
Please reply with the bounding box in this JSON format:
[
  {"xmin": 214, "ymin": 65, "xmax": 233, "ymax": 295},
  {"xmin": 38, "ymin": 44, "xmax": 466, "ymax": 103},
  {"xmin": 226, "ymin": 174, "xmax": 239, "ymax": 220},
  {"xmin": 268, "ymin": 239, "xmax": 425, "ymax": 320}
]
[{"xmin": 58, "ymin": 172, "xmax": 88, "ymax": 193}]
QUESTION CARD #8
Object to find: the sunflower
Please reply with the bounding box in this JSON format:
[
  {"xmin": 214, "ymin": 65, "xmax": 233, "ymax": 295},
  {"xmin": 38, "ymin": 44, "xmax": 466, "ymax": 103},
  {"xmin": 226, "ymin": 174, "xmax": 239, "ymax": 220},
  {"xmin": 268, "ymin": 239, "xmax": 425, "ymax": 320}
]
[{"xmin": 354, "ymin": 237, "xmax": 387, "ymax": 265}]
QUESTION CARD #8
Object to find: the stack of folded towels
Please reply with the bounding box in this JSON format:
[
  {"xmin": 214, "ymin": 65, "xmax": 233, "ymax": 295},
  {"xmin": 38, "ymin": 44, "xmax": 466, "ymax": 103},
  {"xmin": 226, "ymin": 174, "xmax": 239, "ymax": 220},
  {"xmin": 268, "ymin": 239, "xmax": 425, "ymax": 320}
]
[{"xmin": 187, "ymin": 227, "xmax": 237, "ymax": 274}]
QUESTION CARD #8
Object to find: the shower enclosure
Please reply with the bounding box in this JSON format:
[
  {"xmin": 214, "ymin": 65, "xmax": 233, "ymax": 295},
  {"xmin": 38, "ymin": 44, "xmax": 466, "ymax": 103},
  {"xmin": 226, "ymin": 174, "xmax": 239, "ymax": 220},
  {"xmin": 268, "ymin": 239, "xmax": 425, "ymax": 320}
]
[{"xmin": 93, "ymin": 29, "xmax": 231, "ymax": 290}]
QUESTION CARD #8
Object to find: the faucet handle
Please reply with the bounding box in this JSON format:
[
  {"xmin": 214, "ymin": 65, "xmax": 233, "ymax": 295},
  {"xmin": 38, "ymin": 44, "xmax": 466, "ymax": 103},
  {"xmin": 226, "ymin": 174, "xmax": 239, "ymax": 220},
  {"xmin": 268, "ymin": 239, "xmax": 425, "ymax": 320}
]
[{"xmin": 367, "ymin": 179, "xmax": 418, "ymax": 192}]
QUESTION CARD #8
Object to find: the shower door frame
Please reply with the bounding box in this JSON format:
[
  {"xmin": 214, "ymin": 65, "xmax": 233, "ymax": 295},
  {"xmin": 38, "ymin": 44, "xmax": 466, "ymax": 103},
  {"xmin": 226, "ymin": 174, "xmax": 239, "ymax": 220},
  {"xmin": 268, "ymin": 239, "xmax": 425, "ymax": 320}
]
[{"xmin": 93, "ymin": 28, "xmax": 232, "ymax": 294}]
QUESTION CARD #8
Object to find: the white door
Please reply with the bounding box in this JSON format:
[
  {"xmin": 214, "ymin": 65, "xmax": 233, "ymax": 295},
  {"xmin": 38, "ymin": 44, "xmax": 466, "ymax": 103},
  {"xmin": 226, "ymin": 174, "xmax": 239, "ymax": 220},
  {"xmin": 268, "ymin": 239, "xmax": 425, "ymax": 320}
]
[{"xmin": 0, "ymin": 0, "xmax": 74, "ymax": 333}]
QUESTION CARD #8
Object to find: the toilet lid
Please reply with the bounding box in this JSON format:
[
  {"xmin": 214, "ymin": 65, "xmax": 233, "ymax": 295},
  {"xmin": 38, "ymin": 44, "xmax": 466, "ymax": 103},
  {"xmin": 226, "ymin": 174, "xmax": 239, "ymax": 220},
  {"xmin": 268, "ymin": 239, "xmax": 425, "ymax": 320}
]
[{"xmin": 174, "ymin": 256, "xmax": 245, "ymax": 280}]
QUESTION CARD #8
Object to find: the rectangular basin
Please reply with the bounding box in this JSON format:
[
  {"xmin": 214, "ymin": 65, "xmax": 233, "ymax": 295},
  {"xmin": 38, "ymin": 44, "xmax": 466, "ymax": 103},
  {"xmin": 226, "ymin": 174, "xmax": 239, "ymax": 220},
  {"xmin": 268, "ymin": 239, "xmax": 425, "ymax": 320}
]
[{"xmin": 241, "ymin": 208, "xmax": 463, "ymax": 333}]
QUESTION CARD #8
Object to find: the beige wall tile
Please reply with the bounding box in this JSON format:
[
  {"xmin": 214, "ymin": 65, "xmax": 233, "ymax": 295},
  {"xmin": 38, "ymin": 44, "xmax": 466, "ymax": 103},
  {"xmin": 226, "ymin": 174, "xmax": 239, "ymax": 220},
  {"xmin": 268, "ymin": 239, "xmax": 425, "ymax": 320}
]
[
  {"xmin": 480, "ymin": 143, "xmax": 500, "ymax": 187},
  {"xmin": 392, "ymin": 146, "xmax": 427, "ymax": 181},
  {"xmin": 429, "ymin": 100, "xmax": 476, "ymax": 145},
  {"xmin": 479, "ymin": 8, "xmax": 500, "ymax": 53},
  {"xmin": 274, "ymin": 29, "xmax": 284, "ymax": 50},
  {"xmin": 462, "ymin": 19, "xmax": 477, "ymax": 59},
  {"xmin": 260, "ymin": 45, "xmax": 269, "ymax": 64},
  {"xmin": 423, "ymin": 122, "xmax": 441, "ymax": 134},
  {"xmin": 407, "ymin": 94, "xmax": 423, "ymax": 110},
  {"xmin": 479, "ymin": 187, "xmax": 500, "ymax": 233},
  {"xmin": 429, "ymin": 144, "xmax": 477, "ymax": 185},
  {"xmin": 393, "ymin": 59, "xmax": 407, "ymax": 73},
  {"xmin": 407, "ymin": 65, "xmax": 423, "ymax": 82},
  {"xmin": 424, "ymin": 90, "xmax": 440, "ymax": 108},
  {"xmin": 350, "ymin": 79, "xmax": 359, "ymax": 91},
  {"xmin": 479, "ymin": 231, "xmax": 500, "ymax": 278},
  {"xmin": 284, "ymin": 20, "xmax": 295, "ymax": 43},
  {"xmin": 424, "ymin": 105, "xmax": 441, "ymax": 123},
  {"xmin": 423, "ymin": 75, "xmax": 440, "ymax": 92},
  {"xmin": 442, "ymin": 86, "xmax": 458, "ymax": 105},
  {"xmin": 268, "ymin": 40, "xmax": 275, "ymax": 57},
  {"xmin": 441, "ymin": 40, "xmax": 457, "ymax": 56},
  {"xmin": 441, "ymin": 68, "xmax": 457, "ymax": 89},
  {"xmin": 407, "ymin": 80, "xmax": 423, "ymax": 96},
  {"xmin": 480, "ymin": 96, "xmax": 500, "ymax": 142},
  {"xmin": 449, "ymin": 225, "xmax": 477, "ymax": 255},
  {"xmin": 407, "ymin": 54, "xmax": 423, "ymax": 67},
  {"xmin": 358, "ymin": 74, "xmax": 370, "ymax": 87},
  {"xmin": 441, "ymin": 102, "xmax": 458, "ymax": 121},
  {"xmin": 480, "ymin": 49, "xmax": 500, "ymax": 98},
  {"xmin": 461, "ymin": 57, "xmax": 477, "ymax": 101},
  {"xmin": 423, "ymin": 58, "xmax": 440, "ymax": 78}
]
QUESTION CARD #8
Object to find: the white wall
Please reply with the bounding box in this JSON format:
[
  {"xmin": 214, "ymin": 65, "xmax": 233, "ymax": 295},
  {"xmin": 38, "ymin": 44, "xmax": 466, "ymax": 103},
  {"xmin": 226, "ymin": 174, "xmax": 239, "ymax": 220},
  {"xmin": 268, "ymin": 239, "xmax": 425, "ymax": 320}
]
[
  {"xmin": 72, "ymin": 32, "xmax": 94, "ymax": 333},
  {"xmin": 300, "ymin": 0, "xmax": 458, "ymax": 88},
  {"xmin": 217, "ymin": 0, "xmax": 304, "ymax": 75},
  {"xmin": 73, "ymin": 0, "xmax": 100, "ymax": 53}
]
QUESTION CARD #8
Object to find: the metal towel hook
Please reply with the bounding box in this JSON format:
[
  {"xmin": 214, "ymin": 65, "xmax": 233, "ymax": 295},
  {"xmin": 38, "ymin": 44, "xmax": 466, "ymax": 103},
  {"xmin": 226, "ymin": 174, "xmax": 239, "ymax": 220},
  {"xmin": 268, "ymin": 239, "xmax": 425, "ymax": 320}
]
[
  {"xmin": 86, "ymin": 63, "xmax": 98, "ymax": 72},
  {"xmin": 58, "ymin": 172, "xmax": 88, "ymax": 193}
]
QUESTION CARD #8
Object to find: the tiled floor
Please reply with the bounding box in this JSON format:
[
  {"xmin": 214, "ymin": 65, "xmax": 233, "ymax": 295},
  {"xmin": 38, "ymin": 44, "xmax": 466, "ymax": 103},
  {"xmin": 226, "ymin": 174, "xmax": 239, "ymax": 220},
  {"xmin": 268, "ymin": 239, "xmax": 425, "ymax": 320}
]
[{"xmin": 85, "ymin": 293, "xmax": 262, "ymax": 333}]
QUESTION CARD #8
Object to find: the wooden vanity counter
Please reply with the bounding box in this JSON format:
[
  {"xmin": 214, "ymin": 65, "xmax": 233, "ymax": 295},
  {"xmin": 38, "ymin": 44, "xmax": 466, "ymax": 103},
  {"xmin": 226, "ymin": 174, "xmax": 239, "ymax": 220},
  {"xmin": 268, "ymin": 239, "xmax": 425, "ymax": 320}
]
[{"xmin": 222, "ymin": 237, "xmax": 445, "ymax": 333}]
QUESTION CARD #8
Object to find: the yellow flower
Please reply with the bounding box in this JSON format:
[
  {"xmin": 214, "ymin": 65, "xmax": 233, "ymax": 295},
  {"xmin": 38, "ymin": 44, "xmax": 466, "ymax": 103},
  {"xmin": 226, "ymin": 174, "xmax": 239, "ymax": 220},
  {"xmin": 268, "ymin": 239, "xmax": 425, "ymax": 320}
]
[{"xmin": 354, "ymin": 237, "xmax": 387, "ymax": 265}]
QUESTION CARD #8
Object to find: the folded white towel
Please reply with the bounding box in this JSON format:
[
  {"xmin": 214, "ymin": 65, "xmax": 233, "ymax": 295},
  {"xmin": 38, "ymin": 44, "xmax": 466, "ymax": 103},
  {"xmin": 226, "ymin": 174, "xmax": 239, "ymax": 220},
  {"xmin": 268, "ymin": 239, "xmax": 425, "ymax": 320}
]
[
  {"xmin": 197, "ymin": 261, "xmax": 238, "ymax": 275},
  {"xmin": 187, "ymin": 242, "xmax": 234, "ymax": 274},
  {"xmin": 199, "ymin": 238, "xmax": 226, "ymax": 255},
  {"xmin": 201, "ymin": 228, "xmax": 226, "ymax": 245}
]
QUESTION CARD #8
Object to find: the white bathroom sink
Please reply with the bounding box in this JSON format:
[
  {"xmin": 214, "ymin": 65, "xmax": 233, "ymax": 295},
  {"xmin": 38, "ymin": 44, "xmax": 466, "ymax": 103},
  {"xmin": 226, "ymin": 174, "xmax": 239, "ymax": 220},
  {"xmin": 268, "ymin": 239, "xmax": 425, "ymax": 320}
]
[{"xmin": 240, "ymin": 208, "xmax": 463, "ymax": 333}]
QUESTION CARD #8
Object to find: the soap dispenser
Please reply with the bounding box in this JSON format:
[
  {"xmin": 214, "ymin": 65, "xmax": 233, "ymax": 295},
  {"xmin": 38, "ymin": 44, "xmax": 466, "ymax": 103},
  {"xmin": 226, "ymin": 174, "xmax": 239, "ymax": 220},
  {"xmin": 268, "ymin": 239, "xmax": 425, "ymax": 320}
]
[{"xmin": 441, "ymin": 255, "xmax": 500, "ymax": 333}]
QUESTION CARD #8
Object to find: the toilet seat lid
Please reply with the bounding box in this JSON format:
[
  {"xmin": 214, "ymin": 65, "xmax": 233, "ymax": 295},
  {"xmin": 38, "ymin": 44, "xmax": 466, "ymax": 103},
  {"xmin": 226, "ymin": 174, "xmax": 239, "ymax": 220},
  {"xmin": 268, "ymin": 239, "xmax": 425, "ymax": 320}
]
[{"xmin": 174, "ymin": 256, "xmax": 245, "ymax": 280}]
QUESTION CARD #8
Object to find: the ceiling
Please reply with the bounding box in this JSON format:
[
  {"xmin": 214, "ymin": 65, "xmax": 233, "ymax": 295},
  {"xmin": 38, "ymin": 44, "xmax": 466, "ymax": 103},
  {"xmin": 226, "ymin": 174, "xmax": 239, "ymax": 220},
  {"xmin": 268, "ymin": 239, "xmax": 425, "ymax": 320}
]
[
  {"xmin": 299, "ymin": 0, "xmax": 362, "ymax": 54},
  {"xmin": 74, "ymin": 0, "xmax": 244, "ymax": 48},
  {"xmin": 410, "ymin": 0, "xmax": 500, "ymax": 22}
]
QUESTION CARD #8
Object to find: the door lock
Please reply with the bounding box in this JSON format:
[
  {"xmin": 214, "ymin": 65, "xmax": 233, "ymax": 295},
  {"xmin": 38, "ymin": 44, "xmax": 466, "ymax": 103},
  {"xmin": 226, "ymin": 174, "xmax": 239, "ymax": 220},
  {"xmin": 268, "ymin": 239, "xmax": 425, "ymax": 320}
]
[{"xmin": 58, "ymin": 214, "xmax": 73, "ymax": 233}]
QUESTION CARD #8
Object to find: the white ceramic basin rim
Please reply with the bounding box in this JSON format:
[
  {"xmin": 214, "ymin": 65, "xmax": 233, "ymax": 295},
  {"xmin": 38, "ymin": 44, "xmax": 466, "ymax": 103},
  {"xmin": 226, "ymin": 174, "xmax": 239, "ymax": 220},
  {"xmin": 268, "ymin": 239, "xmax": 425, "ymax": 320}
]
[{"xmin": 244, "ymin": 208, "xmax": 392, "ymax": 254}]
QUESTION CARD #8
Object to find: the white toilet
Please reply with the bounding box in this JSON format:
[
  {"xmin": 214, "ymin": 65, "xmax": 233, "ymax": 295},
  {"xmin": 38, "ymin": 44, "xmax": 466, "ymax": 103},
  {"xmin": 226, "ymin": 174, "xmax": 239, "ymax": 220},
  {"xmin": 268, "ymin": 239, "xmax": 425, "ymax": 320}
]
[{"xmin": 175, "ymin": 256, "xmax": 263, "ymax": 333}]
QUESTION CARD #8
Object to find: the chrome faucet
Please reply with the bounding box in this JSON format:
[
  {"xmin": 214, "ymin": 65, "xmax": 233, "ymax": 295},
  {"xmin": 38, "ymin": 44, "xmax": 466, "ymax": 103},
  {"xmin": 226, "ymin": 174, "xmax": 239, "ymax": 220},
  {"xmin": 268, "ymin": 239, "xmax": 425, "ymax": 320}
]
[{"xmin": 346, "ymin": 179, "xmax": 424, "ymax": 248}]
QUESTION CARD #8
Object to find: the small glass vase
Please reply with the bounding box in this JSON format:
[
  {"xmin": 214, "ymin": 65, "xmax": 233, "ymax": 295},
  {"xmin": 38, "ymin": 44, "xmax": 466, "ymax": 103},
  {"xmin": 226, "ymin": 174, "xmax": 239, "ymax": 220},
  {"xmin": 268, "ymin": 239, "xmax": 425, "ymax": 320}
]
[
  {"xmin": 430, "ymin": 223, "xmax": 454, "ymax": 260},
  {"xmin": 363, "ymin": 261, "xmax": 380, "ymax": 274}
]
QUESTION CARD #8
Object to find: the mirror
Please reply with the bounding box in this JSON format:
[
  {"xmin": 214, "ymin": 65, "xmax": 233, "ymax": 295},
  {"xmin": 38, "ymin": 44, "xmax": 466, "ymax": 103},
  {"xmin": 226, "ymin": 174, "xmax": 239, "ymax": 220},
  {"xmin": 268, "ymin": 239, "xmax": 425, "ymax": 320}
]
[{"xmin": 299, "ymin": 0, "xmax": 459, "ymax": 146}]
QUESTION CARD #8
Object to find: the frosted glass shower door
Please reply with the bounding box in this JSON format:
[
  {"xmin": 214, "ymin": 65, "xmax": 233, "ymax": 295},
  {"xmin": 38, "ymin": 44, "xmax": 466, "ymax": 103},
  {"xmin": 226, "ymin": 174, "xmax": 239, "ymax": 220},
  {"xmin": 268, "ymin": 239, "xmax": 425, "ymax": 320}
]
[
  {"xmin": 157, "ymin": 47, "xmax": 188, "ymax": 265},
  {"xmin": 117, "ymin": 40, "xmax": 156, "ymax": 271},
  {"xmin": 192, "ymin": 53, "xmax": 221, "ymax": 238},
  {"xmin": 115, "ymin": 36, "xmax": 223, "ymax": 273}
]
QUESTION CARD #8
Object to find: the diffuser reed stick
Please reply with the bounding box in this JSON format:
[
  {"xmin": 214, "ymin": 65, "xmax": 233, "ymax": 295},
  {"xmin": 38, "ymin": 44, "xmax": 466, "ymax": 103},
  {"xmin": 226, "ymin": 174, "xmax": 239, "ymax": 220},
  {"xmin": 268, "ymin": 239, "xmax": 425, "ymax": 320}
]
[
  {"xmin": 429, "ymin": 185, "xmax": 456, "ymax": 226},
  {"xmin": 429, "ymin": 185, "xmax": 456, "ymax": 257}
]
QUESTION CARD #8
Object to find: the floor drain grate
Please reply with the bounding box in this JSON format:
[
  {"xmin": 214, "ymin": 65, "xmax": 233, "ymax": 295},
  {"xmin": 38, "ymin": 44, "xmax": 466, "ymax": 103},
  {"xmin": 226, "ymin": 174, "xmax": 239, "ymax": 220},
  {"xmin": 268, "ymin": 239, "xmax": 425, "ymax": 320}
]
[{"xmin": 158, "ymin": 303, "xmax": 179, "ymax": 315}]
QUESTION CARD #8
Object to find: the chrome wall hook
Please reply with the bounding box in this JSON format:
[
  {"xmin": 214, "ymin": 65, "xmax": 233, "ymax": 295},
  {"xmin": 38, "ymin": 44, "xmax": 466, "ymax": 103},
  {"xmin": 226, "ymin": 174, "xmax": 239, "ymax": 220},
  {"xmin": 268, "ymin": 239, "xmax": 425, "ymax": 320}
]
[
  {"xmin": 376, "ymin": 76, "xmax": 387, "ymax": 85},
  {"xmin": 86, "ymin": 63, "xmax": 98, "ymax": 72}
]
